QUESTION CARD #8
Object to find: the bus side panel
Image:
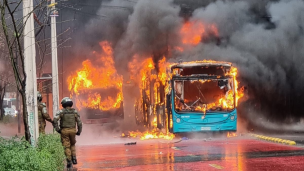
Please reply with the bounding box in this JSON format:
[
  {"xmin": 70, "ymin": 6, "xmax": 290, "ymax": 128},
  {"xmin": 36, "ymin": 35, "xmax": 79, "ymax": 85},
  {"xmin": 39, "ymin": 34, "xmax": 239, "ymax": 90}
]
[{"xmin": 172, "ymin": 113, "xmax": 237, "ymax": 133}]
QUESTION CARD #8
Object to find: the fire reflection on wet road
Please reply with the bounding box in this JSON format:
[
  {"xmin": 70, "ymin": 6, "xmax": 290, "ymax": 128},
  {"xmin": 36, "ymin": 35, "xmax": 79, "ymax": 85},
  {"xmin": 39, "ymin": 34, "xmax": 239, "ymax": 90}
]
[{"xmin": 72, "ymin": 137, "xmax": 304, "ymax": 171}]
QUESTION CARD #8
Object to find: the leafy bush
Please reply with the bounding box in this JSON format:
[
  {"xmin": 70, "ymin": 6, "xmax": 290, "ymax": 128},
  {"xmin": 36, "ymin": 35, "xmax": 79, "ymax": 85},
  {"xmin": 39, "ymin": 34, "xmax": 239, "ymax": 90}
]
[
  {"xmin": 37, "ymin": 134, "xmax": 66, "ymax": 170},
  {"xmin": 0, "ymin": 134, "xmax": 65, "ymax": 171}
]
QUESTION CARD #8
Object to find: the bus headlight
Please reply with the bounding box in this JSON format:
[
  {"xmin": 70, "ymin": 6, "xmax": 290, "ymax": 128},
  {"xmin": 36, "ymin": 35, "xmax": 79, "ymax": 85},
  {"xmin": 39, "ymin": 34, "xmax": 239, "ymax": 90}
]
[
  {"xmin": 230, "ymin": 115, "xmax": 235, "ymax": 120},
  {"xmin": 176, "ymin": 118, "xmax": 181, "ymax": 123}
]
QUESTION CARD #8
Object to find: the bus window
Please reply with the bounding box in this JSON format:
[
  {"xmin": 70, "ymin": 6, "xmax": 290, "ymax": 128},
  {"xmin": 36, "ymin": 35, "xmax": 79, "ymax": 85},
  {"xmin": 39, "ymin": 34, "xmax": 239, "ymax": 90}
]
[{"xmin": 173, "ymin": 79, "xmax": 235, "ymax": 113}]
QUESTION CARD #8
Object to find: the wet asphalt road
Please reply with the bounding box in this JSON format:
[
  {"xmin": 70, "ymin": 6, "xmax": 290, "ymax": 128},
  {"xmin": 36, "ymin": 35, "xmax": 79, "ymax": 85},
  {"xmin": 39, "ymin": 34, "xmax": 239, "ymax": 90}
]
[{"xmin": 69, "ymin": 136, "xmax": 304, "ymax": 171}]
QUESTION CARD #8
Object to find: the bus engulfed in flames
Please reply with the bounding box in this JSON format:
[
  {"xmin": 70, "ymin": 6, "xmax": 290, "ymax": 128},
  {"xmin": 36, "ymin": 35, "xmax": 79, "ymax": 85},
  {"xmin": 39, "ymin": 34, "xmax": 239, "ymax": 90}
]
[
  {"xmin": 68, "ymin": 41, "xmax": 124, "ymax": 124},
  {"xmin": 126, "ymin": 21, "xmax": 244, "ymax": 138},
  {"xmin": 131, "ymin": 58, "xmax": 244, "ymax": 135}
]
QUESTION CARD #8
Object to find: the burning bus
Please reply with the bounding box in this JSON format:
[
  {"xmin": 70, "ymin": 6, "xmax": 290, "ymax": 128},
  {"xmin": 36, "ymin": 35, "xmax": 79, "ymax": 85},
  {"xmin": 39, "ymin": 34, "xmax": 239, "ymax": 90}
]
[
  {"xmin": 135, "ymin": 60, "xmax": 241, "ymax": 133},
  {"xmin": 70, "ymin": 90, "xmax": 124, "ymax": 125},
  {"xmin": 68, "ymin": 42, "xmax": 124, "ymax": 124}
]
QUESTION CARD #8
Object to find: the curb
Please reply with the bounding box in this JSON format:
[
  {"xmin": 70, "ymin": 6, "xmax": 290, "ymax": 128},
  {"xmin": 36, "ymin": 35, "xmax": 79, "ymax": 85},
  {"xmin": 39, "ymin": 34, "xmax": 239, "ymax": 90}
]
[{"xmin": 250, "ymin": 134, "xmax": 296, "ymax": 145}]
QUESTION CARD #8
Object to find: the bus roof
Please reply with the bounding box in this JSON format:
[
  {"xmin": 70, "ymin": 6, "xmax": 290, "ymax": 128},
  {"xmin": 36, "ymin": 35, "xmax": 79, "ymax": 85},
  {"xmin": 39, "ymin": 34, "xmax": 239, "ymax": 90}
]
[{"xmin": 171, "ymin": 61, "xmax": 232, "ymax": 69}]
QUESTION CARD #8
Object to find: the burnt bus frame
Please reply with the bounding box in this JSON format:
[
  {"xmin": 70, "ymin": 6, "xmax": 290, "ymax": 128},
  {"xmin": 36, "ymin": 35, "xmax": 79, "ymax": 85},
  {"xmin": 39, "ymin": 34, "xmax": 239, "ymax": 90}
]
[
  {"xmin": 171, "ymin": 75, "xmax": 236, "ymax": 111},
  {"xmin": 166, "ymin": 75, "xmax": 236, "ymax": 132},
  {"xmin": 139, "ymin": 73, "xmax": 166, "ymax": 129}
]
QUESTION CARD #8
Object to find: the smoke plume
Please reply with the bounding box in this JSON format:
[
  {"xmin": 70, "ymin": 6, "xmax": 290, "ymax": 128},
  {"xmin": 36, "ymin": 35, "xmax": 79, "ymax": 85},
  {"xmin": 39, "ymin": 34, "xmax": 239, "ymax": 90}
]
[{"xmin": 114, "ymin": 0, "xmax": 182, "ymax": 74}]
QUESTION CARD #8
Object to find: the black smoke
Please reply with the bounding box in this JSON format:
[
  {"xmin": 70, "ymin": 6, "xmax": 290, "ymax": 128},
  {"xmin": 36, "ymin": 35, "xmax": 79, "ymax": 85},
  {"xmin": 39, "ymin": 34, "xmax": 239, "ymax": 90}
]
[{"xmin": 114, "ymin": 0, "xmax": 182, "ymax": 74}]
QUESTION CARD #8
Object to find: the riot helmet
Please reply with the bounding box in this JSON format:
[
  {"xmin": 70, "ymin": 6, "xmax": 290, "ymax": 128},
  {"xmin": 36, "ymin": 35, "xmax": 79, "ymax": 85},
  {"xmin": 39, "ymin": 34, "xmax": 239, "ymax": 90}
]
[
  {"xmin": 61, "ymin": 97, "xmax": 73, "ymax": 108},
  {"xmin": 37, "ymin": 91, "xmax": 42, "ymax": 102}
]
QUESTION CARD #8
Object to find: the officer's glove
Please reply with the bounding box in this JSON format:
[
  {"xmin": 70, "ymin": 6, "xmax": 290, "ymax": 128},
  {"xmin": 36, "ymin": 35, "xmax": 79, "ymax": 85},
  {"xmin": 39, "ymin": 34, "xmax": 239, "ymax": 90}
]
[
  {"xmin": 57, "ymin": 129, "xmax": 61, "ymax": 134},
  {"xmin": 76, "ymin": 131, "xmax": 81, "ymax": 136}
]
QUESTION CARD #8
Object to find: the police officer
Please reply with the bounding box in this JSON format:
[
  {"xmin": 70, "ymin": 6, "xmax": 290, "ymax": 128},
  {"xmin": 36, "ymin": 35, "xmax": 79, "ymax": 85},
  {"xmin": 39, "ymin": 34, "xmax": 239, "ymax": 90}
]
[
  {"xmin": 53, "ymin": 97, "xmax": 82, "ymax": 169},
  {"xmin": 37, "ymin": 91, "xmax": 53, "ymax": 134}
]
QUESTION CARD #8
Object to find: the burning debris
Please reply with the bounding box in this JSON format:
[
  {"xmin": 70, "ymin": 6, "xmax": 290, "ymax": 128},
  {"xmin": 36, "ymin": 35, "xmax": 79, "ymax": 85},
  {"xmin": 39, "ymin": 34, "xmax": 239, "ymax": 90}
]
[
  {"xmin": 122, "ymin": 128, "xmax": 175, "ymax": 140},
  {"xmin": 227, "ymin": 132, "xmax": 237, "ymax": 138},
  {"xmin": 124, "ymin": 142, "xmax": 137, "ymax": 145}
]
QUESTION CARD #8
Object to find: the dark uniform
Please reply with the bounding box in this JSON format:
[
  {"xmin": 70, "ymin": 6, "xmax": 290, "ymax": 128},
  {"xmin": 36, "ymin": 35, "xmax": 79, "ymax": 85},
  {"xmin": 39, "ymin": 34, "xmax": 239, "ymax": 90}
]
[
  {"xmin": 53, "ymin": 97, "xmax": 82, "ymax": 169},
  {"xmin": 37, "ymin": 91, "xmax": 52, "ymax": 134}
]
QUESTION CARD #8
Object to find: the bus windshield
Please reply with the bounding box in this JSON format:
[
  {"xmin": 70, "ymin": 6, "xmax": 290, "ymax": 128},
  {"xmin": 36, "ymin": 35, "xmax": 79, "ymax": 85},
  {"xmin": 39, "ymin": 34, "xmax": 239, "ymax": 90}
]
[{"xmin": 173, "ymin": 79, "xmax": 235, "ymax": 113}]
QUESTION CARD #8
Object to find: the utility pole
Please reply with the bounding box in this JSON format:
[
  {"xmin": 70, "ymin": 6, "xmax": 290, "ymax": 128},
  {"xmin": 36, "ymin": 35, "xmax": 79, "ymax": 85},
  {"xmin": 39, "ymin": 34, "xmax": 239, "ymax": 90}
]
[
  {"xmin": 23, "ymin": 0, "xmax": 39, "ymax": 146},
  {"xmin": 49, "ymin": 1, "xmax": 60, "ymax": 117}
]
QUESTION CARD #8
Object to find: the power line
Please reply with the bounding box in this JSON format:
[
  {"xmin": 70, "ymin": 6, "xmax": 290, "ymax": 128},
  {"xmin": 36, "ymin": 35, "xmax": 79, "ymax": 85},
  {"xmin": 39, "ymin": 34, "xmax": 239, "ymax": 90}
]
[{"xmin": 57, "ymin": 4, "xmax": 108, "ymax": 20}]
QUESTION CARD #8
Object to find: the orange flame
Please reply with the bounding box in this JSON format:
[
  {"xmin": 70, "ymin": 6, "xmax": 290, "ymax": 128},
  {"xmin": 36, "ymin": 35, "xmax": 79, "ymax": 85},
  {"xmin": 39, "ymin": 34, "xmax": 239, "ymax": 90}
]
[
  {"xmin": 128, "ymin": 56, "xmax": 155, "ymax": 84},
  {"xmin": 230, "ymin": 67, "xmax": 244, "ymax": 106},
  {"xmin": 68, "ymin": 41, "xmax": 123, "ymax": 111},
  {"xmin": 227, "ymin": 132, "xmax": 237, "ymax": 138},
  {"xmin": 128, "ymin": 56, "xmax": 175, "ymax": 140},
  {"xmin": 169, "ymin": 60, "xmax": 243, "ymax": 112},
  {"xmin": 180, "ymin": 21, "xmax": 219, "ymax": 46},
  {"xmin": 158, "ymin": 57, "xmax": 167, "ymax": 86},
  {"xmin": 181, "ymin": 22, "xmax": 205, "ymax": 45},
  {"xmin": 125, "ymin": 128, "xmax": 175, "ymax": 140},
  {"xmin": 191, "ymin": 66, "xmax": 243, "ymax": 112}
]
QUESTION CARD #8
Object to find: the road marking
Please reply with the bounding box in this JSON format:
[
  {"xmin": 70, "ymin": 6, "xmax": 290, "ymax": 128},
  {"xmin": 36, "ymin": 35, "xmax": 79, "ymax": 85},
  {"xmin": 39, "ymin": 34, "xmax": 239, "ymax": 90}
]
[
  {"xmin": 250, "ymin": 134, "xmax": 296, "ymax": 145},
  {"xmin": 209, "ymin": 164, "xmax": 224, "ymax": 169},
  {"xmin": 171, "ymin": 147, "xmax": 180, "ymax": 150},
  {"xmin": 187, "ymin": 154, "xmax": 196, "ymax": 157}
]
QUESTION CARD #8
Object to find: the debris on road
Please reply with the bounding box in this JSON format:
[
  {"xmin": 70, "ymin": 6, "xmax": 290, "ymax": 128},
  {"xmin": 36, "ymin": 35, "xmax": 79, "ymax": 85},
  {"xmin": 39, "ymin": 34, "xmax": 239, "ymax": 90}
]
[
  {"xmin": 182, "ymin": 137, "xmax": 189, "ymax": 140},
  {"xmin": 124, "ymin": 142, "xmax": 137, "ymax": 145},
  {"xmin": 171, "ymin": 147, "xmax": 181, "ymax": 150}
]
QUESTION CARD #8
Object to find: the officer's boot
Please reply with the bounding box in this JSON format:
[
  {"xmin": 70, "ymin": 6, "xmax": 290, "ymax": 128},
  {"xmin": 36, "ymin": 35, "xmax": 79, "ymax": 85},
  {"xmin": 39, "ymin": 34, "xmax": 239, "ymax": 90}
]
[
  {"xmin": 72, "ymin": 156, "xmax": 77, "ymax": 165},
  {"xmin": 67, "ymin": 160, "xmax": 73, "ymax": 169}
]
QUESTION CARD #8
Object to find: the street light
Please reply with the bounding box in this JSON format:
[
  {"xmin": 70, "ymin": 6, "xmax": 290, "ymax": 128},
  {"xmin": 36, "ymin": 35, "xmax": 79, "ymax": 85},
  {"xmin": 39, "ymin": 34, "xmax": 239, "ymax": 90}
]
[{"xmin": 37, "ymin": 73, "xmax": 52, "ymax": 114}]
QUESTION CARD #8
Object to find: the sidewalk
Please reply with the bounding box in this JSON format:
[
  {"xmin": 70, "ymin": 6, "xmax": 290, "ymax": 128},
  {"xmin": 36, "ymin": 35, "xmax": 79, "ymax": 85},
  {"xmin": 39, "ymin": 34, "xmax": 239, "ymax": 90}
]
[{"xmin": 0, "ymin": 122, "xmax": 54, "ymax": 138}]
